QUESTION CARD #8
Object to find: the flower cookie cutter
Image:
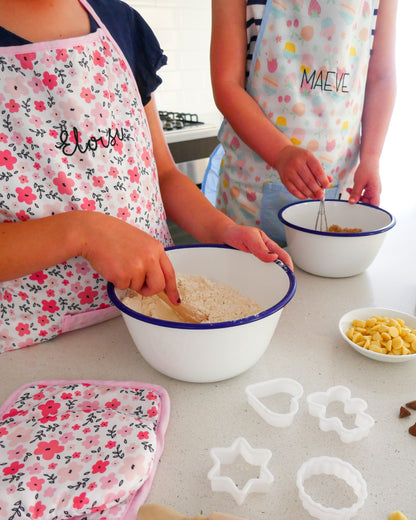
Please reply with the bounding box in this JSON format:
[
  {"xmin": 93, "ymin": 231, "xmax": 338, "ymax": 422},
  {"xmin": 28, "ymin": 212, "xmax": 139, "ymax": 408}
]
[
  {"xmin": 245, "ymin": 377, "xmax": 304, "ymax": 427},
  {"xmin": 296, "ymin": 456, "xmax": 367, "ymax": 520},
  {"xmin": 307, "ymin": 385, "xmax": 375, "ymax": 443},
  {"xmin": 207, "ymin": 437, "xmax": 274, "ymax": 505}
]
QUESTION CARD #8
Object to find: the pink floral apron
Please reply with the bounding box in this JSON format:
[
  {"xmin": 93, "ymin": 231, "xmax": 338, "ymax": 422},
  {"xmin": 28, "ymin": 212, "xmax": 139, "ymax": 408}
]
[
  {"xmin": 0, "ymin": 0, "xmax": 172, "ymax": 351},
  {"xmin": 216, "ymin": 0, "xmax": 380, "ymax": 243},
  {"xmin": 0, "ymin": 380, "xmax": 170, "ymax": 520}
]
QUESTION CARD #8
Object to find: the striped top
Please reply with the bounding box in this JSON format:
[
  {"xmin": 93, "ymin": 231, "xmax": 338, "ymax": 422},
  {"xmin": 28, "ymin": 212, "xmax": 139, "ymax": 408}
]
[
  {"xmin": 246, "ymin": 0, "xmax": 266, "ymax": 78},
  {"xmin": 245, "ymin": 0, "xmax": 379, "ymax": 79}
]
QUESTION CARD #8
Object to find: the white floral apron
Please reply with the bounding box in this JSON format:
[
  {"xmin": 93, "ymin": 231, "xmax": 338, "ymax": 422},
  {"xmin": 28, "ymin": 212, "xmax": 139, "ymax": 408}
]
[
  {"xmin": 216, "ymin": 0, "xmax": 379, "ymax": 243},
  {"xmin": 0, "ymin": 0, "xmax": 172, "ymax": 351}
]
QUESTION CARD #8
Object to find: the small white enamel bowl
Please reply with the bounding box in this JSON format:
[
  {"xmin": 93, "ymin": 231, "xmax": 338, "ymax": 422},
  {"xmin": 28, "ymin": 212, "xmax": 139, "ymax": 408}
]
[
  {"xmin": 108, "ymin": 245, "xmax": 296, "ymax": 383},
  {"xmin": 278, "ymin": 200, "xmax": 395, "ymax": 278},
  {"xmin": 339, "ymin": 307, "xmax": 416, "ymax": 363}
]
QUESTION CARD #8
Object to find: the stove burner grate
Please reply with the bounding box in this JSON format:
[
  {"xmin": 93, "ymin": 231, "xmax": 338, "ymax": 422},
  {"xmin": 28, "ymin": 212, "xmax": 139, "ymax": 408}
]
[{"xmin": 159, "ymin": 111, "xmax": 204, "ymax": 131}]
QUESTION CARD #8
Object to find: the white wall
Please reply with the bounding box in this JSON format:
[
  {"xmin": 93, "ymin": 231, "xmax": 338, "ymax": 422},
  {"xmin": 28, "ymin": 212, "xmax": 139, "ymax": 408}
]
[
  {"xmin": 377, "ymin": 1, "xmax": 416, "ymax": 212},
  {"xmin": 125, "ymin": 0, "xmax": 218, "ymax": 118}
]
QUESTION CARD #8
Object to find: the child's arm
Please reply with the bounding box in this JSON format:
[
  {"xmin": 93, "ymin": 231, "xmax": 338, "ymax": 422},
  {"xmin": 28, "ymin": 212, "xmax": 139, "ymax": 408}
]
[
  {"xmin": 145, "ymin": 96, "xmax": 293, "ymax": 270},
  {"xmin": 210, "ymin": 0, "xmax": 331, "ymax": 200},
  {"xmin": 0, "ymin": 211, "xmax": 180, "ymax": 301},
  {"xmin": 0, "ymin": 213, "xmax": 81, "ymax": 282},
  {"xmin": 0, "ymin": 98, "xmax": 292, "ymax": 304},
  {"xmin": 347, "ymin": 0, "xmax": 397, "ymax": 205}
]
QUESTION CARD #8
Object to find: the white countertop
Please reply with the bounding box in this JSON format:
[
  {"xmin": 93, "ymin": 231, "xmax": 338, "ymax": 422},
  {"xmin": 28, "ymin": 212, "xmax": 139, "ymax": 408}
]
[
  {"xmin": 164, "ymin": 122, "xmax": 220, "ymax": 144},
  {"xmin": 1, "ymin": 197, "xmax": 415, "ymax": 519},
  {"xmin": 1, "ymin": 117, "xmax": 415, "ymax": 518}
]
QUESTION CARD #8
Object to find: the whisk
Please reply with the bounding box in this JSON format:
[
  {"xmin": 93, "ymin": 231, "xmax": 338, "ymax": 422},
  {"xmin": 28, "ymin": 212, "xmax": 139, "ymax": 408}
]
[{"xmin": 314, "ymin": 191, "xmax": 328, "ymax": 232}]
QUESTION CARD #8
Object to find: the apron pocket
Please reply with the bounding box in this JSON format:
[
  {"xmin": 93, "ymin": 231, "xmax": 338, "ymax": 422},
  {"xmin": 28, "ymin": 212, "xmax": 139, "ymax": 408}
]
[
  {"xmin": 260, "ymin": 183, "xmax": 299, "ymax": 245},
  {"xmin": 62, "ymin": 305, "xmax": 120, "ymax": 333},
  {"xmin": 260, "ymin": 183, "xmax": 340, "ymax": 245}
]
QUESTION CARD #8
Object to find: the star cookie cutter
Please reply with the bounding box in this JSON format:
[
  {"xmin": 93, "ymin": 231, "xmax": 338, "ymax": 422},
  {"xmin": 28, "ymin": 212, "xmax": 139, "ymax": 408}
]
[
  {"xmin": 245, "ymin": 377, "xmax": 304, "ymax": 427},
  {"xmin": 296, "ymin": 456, "xmax": 367, "ymax": 520},
  {"xmin": 207, "ymin": 437, "xmax": 274, "ymax": 505},
  {"xmin": 307, "ymin": 385, "xmax": 375, "ymax": 443}
]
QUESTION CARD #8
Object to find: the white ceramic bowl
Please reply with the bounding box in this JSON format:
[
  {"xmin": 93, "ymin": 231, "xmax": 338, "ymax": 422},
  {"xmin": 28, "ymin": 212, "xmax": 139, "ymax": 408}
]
[
  {"xmin": 339, "ymin": 307, "xmax": 416, "ymax": 363},
  {"xmin": 108, "ymin": 245, "xmax": 296, "ymax": 383},
  {"xmin": 278, "ymin": 200, "xmax": 395, "ymax": 278}
]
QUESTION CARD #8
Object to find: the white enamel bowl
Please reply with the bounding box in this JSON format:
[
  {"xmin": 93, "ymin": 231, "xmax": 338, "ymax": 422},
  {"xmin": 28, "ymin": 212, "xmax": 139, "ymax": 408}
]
[
  {"xmin": 339, "ymin": 307, "xmax": 416, "ymax": 363},
  {"xmin": 278, "ymin": 200, "xmax": 395, "ymax": 278},
  {"xmin": 108, "ymin": 245, "xmax": 296, "ymax": 383}
]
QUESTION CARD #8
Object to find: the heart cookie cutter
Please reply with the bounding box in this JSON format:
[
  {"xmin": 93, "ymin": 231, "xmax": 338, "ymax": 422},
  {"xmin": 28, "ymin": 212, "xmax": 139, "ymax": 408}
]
[
  {"xmin": 207, "ymin": 437, "xmax": 274, "ymax": 505},
  {"xmin": 245, "ymin": 377, "xmax": 304, "ymax": 427},
  {"xmin": 307, "ymin": 385, "xmax": 375, "ymax": 443},
  {"xmin": 296, "ymin": 456, "xmax": 367, "ymax": 520}
]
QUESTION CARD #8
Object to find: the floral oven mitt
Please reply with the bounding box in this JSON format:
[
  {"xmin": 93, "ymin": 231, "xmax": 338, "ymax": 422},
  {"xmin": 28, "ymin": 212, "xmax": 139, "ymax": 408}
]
[{"xmin": 0, "ymin": 380, "xmax": 170, "ymax": 520}]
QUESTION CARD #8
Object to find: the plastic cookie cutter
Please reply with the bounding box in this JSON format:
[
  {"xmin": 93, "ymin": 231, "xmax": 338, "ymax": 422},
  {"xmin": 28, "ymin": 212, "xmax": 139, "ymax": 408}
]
[
  {"xmin": 307, "ymin": 385, "xmax": 375, "ymax": 443},
  {"xmin": 296, "ymin": 456, "xmax": 367, "ymax": 520},
  {"xmin": 207, "ymin": 437, "xmax": 274, "ymax": 505},
  {"xmin": 245, "ymin": 377, "xmax": 304, "ymax": 427}
]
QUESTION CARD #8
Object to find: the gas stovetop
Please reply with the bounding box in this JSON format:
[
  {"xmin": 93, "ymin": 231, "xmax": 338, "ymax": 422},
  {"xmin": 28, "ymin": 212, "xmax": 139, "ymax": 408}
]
[{"xmin": 159, "ymin": 111, "xmax": 205, "ymax": 131}]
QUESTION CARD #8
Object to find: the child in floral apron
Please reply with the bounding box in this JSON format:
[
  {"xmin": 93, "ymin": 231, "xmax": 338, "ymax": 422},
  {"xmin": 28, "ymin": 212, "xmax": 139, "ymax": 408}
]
[
  {"xmin": 0, "ymin": 0, "xmax": 293, "ymax": 352},
  {"xmin": 210, "ymin": 0, "xmax": 397, "ymax": 244}
]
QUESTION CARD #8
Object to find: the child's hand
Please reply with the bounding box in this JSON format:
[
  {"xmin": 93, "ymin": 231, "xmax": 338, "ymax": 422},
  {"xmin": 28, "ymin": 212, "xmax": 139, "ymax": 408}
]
[
  {"xmin": 221, "ymin": 224, "xmax": 294, "ymax": 270},
  {"xmin": 347, "ymin": 161, "xmax": 381, "ymax": 205},
  {"xmin": 274, "ymin": 145, "xmax": 332, "ymax": 200},
  {"xmin": 78, "ymin": 212, "xmax": 180, "ymax": 302}
]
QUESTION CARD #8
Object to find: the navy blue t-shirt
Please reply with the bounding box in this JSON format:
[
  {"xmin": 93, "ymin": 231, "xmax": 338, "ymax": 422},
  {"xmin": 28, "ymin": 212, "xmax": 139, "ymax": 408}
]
[{"xmin": 0, "ymin": 0, "xmax": 167, "ymax": 105}]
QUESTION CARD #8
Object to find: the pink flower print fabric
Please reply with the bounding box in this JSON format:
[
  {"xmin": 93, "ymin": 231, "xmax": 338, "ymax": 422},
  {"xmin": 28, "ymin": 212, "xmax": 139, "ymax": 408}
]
[
  {"xmin": 0, "ymin": 380, "xmax": 170, "ymax": 520},
  {"xmin": 0, "ymin": 20, "xmax": 172, "ymax": 350}
]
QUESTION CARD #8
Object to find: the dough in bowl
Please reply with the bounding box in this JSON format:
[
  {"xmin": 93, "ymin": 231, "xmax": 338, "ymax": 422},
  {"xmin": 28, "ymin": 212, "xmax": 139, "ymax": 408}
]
[{"xmin": 122, "ymin": 274, "xmax": 262, "ymax": 323}]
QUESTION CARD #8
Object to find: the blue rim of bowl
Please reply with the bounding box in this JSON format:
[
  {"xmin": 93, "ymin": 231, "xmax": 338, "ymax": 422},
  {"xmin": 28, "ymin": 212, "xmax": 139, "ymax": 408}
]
[
  {"xmin": 278, "ymin": 199, "xmax": 396, "ymax": 237},
  {"xmin": 107, "ymin": 244, "xmax": 297, "ymax": 330}
]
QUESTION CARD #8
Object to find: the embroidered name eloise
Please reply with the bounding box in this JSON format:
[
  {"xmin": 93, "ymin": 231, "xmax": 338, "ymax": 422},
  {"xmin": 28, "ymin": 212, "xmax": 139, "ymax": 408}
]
[{"xmin": 56, "ymin": 125, "xmax": 126, "ymax": 156}]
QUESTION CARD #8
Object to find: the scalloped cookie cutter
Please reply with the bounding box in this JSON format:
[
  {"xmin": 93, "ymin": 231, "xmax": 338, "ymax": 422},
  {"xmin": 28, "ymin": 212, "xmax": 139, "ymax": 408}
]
[
  {"xmin": 307, "ymin": 385, "xmax": 375, "ymax": 443},
  {"xmin": 245, "ymin": 377, "xmax": 304, "ymax": 427},
  {"xmin": 207, "ymin": 437, "xmax": 274, "ymax": 505},
  {"xmin": 296, "ymin": 456, "xmax": 367, "ymax": 520}
]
